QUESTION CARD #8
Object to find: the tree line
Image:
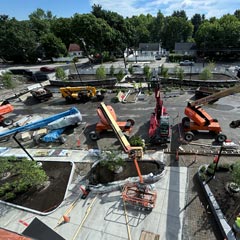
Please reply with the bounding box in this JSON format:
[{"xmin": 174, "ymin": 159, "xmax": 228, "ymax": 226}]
[{"xmin": 0, "ymin": 5, "xmax": 239, "ymax": 63}]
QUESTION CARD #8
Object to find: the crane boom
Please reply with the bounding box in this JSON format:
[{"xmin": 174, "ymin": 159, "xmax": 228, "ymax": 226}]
[
  {"xmin": 189, "ymin": 84, "xmax": 240, "ymax": 107},
  {"xmin": 98, "ymin": 102, "xmax": 157, "ymax": 209}
]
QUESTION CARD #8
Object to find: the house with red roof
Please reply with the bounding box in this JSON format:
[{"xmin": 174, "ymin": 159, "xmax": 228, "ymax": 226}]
[{"xmin": 68, "ymin": 43, "xmax": 83, "ymax": 58}]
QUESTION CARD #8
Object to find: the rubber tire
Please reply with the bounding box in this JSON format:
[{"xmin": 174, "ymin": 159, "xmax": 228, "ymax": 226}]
[
  {"xmin": 89, "ymin": 131, "xmax": 99, "ymax": 141},
  {"xmin": 59, "ymin": 136, "xmax": 66, "ymax": 144},
  {"xmin": 65, "ymin": 96, "xmax": 74, "ymax": 103},
  {"xmin": 216, "ymin": 133, "xmax": 227, "ymax": 143},
  {"xmin": 182, "ymin": 117, "xmax": 190, "ymax": 128},
  {"xmin": 230, "ymin": 120, "xmax": 240, "ymax": 128},
  {"xmin": 184, "ymin": 131, "xmax": 194, "ymax": 142},
  {"xmin": 2, "ymin": 118, "xmax": 13, "ymax": 127},
  {"xmin": 127, "ymin": 119, "xmax": 135, "ymax": 126}
]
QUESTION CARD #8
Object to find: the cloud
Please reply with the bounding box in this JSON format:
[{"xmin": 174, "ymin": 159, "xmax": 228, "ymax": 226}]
[{"xmin": 89, "ymin": 0, "xmax": 238, "ymax": 19}]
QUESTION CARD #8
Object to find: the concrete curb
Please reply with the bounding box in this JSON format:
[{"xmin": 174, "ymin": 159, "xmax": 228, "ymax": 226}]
[{"xmin": 198, "ymin": 165, "xmax": 236, "ymax": 240}]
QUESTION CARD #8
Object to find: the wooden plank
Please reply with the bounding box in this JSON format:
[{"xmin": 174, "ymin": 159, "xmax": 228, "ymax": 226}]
[{"xmin": 139, "ymin": 230, "xmax": 160, "ymax": 240}]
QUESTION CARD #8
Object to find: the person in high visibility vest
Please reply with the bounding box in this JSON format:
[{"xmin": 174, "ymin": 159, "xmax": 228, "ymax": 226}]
[{"xmin": 233, "ymin": 214, "xmax": 240, "ymax": 235}]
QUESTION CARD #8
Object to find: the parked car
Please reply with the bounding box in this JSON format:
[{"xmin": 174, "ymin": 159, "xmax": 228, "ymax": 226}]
[
  {"xmin": 40, "ymin": 66, "xmax": 55, "ymax": 72},
  {"xmin": 33, "ymin": 72, "xmax": 50, "ymax": 82},
  {"xmin": 155, "ymin": 55, "xmax": 161, "ymax": 60},
  {"xmin": 179, "ymin": 60, "xmax": 195, "ymax": 66},
  {"xmin": 9, "ymin": 68, "xmax": 33, "ymax": 77}
]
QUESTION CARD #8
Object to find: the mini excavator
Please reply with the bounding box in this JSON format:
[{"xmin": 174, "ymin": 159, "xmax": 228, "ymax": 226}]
[{"xmin": 96, "ymin": 102, "xmax": 157, "ymax": 210}]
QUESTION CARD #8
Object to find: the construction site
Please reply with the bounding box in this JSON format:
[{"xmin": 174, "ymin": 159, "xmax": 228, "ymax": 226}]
[{"xmin": 0, "ymin": 76, "xmax": 240, "ymax": 240}]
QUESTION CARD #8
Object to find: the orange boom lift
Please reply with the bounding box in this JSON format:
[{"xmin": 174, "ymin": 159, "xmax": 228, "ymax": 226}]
[
  {"xmin": 96, "ymin": 102, "xmax": 157, "ymax": 210},
  {"xmin": 182, "ymin": 84, "xmax": 240, "ymax": 142}
]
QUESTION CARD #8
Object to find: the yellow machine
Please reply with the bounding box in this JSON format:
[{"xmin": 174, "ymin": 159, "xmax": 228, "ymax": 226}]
[{"xmin": 60, "ymin": 86, "xmax": 104, "ymax": 103}]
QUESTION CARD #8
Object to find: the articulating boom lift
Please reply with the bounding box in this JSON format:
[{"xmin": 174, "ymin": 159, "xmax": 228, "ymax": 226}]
[
  {"xmin": 149, "ymin": 84, "xmax": 170, "ymax": 144},
  {"xmin": 97, "ymin": 102, "xmax": 157, "ymax": 210},
  {"xmin": 182, "ymin": 84, "xmax": 240, "ymax": 142}
]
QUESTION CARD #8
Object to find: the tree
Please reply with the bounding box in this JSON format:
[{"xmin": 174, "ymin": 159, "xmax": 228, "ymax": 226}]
[
  {"xmin": 1, "ymin": 72, "xmax": 16, "ymax": 89},
  {"xmin": 96, "ymin": 65, "xmax": 106, "ymax": 80},
  {"xmin": 0, "ymin": 19, "xmax": 38, "ymax": 63},
  {"xmin": 109, "ymin": 65, "xmax": 115, "ymax": 76},
  {"xmin": 163, "ymin": 16, "xmax": 194, "ymax": 50},
  {"xmin": 172, "ymin": 10, "xmax": 188, "ymax": 20},
  {"xmin": 149, "ymin": 11, "xmax": 165, "ymax": 43},
  {"xmin": 143, "ymin": 65, "xmax": 151, "ymax": 81},
  {"xmin": 40, "ymin": 33, "xmax": 67, "ymax": 59},
  {"xmin": 191, "ymin": 13, "xmax": 205, "ymax": 37},
  {"xmin": 232, "ymin": 161, "xmax": 240, "ymax": 186},
  {"xmin": 55, "ymin": 67, "xmax": 66, "ymax": 81}
]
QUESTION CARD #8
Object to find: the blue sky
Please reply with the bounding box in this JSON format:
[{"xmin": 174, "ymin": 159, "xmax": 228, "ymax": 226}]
[{"xmin": 1, "ymin": 0, "xmax": 239, "ymax": 20}]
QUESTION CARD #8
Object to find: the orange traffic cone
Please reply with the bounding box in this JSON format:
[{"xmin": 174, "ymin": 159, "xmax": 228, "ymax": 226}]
[{"xmin": 63, "ymin": 215, "xmax": 70, "ymax": 223}]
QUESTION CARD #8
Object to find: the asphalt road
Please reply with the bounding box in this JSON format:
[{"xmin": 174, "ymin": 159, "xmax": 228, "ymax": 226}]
[{"xmin": 1, "ymin": 87, "xmax": 240, "ymax": 152}]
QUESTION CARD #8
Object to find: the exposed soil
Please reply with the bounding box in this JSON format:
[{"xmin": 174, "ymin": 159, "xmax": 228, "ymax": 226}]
[
  {"xmin": 1, "ymin": 159, "xmax": 164, "ymax": 213},
  {"xmin": 1, "ymin": 162, "xmax": 73, "ymax": 213},
  {"xmin": 88, "ymin": 160, "xmax": 165, "ymax": 185},
  {"xmin": 207, "ymin": 170, "xmax": 240, "ymax": 227}
]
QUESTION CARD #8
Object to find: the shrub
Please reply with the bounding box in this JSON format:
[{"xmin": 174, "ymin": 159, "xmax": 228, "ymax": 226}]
[
  {"xmin": 55, "ymin": 67, "xmax": 66, "ymax": 81},
  {"xmin": 116, "ymin": 69, "xmax": 125, "ymax": 82},
  {"xmin": 100, "ymin": 151, "xmax": 125, "ymax": 172},
  {"xmin": 2, "ymin": 72, "xmax": 16, "ymax": 89},
  {"xmin": 232, "ymin": 161, "xmax": 240, "ymax": 186},
  {"xmin": 199, "ymin": 68, "xmax": 213, "ymax": 80},
  {"xmin": 110, "ymin": 65, "xmax": 115, "ymax": 76},
  {"xmin": 96, "ymin": 65, "xmax": 106, "ymax": 80}
]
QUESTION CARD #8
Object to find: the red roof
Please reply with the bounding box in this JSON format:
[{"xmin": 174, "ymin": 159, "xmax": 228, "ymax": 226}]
[{"xmin": 68, "ymin": 43, "xmax": 80, "ymax": 52}]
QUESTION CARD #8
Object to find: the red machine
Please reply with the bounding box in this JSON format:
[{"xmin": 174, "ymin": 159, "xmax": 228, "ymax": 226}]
[
  {"xmin": 182, "ymin": 84, "xmax": 240, "ymax": 142},
  {"xmin": 95, "ymin": 102, "xmax": 157, "ymax": 210},
  {"xmin": 0, "ymin": 101, "xmax": 14, "ymax": 126},
  {"xmin": 89, "ymin": 104, "xmax": 135, "ymax": 141},
  {"xmin": 149, "ymin": 84, "xmax": 170, "ymax": 144}
]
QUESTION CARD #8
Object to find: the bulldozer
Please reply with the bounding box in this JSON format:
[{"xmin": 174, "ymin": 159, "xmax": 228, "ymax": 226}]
[
  {"xmin": 60, "ymin": 86, "xmax": 104, "ymax": 103},
  {"xmin": 182, "ymin": 84, "xmax": 240, "ymax": 142}
]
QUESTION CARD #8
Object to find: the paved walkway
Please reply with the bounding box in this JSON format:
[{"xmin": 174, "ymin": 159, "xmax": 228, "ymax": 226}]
[{"xmin": 0, "ymin": 148, "xmax": 188, "ymax": 240}]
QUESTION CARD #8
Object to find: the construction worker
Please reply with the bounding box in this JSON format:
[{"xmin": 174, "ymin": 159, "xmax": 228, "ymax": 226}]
[{"xmin": 233, "ymin": 213, "xmax": 240, "ymax": 237}]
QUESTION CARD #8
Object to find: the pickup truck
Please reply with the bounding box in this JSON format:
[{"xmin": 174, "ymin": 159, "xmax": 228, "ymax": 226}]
[{"xmin": 179, "ymin": 60, "xmax": 194, "ymax": 66}]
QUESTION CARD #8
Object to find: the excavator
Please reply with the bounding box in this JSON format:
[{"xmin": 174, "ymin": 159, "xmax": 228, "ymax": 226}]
[
  {"xmin": 0, "ymin": 101, "xmax": 14, "ymax": 126},
  {"xmin": 60, "ymin": 86, "xmax": 104, "ymax": 103},
  {"xmin": 96, "ymin": 102, "xmax": 157, "ymax": 210},
  {"xmin": 89, "ymin": 103, "xmax": 135, "ymax": 141},
  {"xmin": 182, "ymin": 84, "xmax": 240, "ymax": 142},
  {"xmin": 148, "ymin": 84, "xmax": 170, "ymax": 144}
]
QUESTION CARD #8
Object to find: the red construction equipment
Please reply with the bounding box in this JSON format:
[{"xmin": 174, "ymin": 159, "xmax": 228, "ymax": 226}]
[
  {"xmin": 148, "ymin": 84, "xmax": 170, "ymax": 144},
  {"xmin": 96, "ymin": 102, "xmax": 157, "ymax": 210},
  {"xmin": 89, "ymin": 104, "xmax": 135, "ymax": 141},
  {"xmin": 182, "ymin": 84, "xmax": 240, "ymax": 142},
  {"xmin": 0, "ymin": 101, "xmax": 14, "ymax": 126}
]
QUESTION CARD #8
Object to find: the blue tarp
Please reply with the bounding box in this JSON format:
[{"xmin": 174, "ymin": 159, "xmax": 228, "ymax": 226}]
[{"xmin": 41, "ymin": 128, "xmax": 65, "ymax": 142}]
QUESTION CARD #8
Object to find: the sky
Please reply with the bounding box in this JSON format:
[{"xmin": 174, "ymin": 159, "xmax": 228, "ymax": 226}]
[{"xmin": 1, "ymin": 0, "xmax": 239, "ymax": 20}]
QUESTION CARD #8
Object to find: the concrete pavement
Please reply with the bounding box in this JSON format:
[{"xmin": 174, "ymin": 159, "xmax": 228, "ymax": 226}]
[{"xmin": 0, "ymin": 147, "xmax": 188, "ymax": 240}]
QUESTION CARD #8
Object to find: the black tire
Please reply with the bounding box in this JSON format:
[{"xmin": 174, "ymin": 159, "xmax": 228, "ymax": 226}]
[
  {"xmin": 127, "ymin": 119, "xmax": 135, "ymax": 126},
  {"xmin": 59, "ymin": 136, "xmax": 66, "ymax": 144},
  {"xmin": 182, "ymin": 117, "xmax": 190, "ymax": 128},
  {"xmin": 89, "ymin": 131, "xmax": 99, "ymax": 141},
  {"xmin": 65, "ymin": 96, "xmax": 74, "ymax": 103},
  {"xmin": 184, "ymin": 131, "xmax": 194, "ymax": 142},
  {"xmin": 230, "ymin": 120, "xmax": 240, "ymax": 128},
  {"xmin": 2, "ymin": 118, "xmax": 13, "ymax": 127},
  {"xmin": 216, "ymin": 133, "xmax": 227, "ymax": 143}
]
